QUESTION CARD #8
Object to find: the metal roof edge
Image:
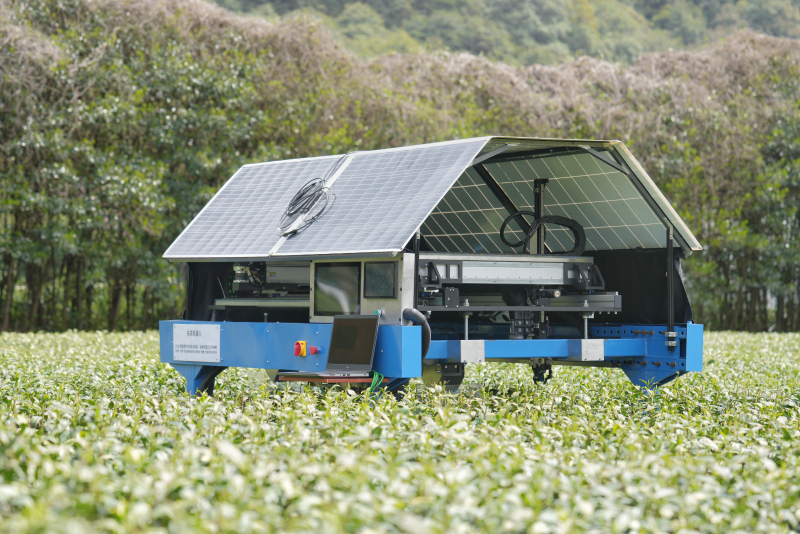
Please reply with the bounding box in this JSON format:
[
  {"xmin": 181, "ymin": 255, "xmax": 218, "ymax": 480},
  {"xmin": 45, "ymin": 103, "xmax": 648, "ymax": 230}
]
[
  {"xmin": 610, "ymin": 141, "xmax": 702, "ymax": 254},
  {"xmin": 394, "ymin": 138, "xmax": 493, "ymax": 251},
  {"xmin": 239, "ymin": 137, "xmax": 496, "ymax": 168},
  {"xmin": 484, "ymin": 135, "xmax": 616, "ymax": 146},
  {"xmin": 164, "ymin": 251, "xmax": 401, "ymax": 262}
]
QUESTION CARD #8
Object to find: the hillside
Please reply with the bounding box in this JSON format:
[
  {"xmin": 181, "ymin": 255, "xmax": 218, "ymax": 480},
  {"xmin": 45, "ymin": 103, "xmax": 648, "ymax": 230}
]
[
  {"xmin": 213, "ymin": 0, "xmax": 800, "ymax": 64},
  {"xmin": 0, "ymin": 0, "xmax": 798, "ymax": 333}
]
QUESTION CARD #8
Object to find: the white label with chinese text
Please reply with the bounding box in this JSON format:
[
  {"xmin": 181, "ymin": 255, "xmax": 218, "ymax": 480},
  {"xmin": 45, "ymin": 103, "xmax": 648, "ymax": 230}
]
[{"xmin": 173, "ymin": 324, "xmax": 221, "ymax": 362}]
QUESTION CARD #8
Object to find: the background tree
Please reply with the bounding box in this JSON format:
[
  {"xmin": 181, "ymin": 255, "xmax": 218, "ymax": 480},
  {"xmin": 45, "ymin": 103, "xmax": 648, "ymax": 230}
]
[{"xmin": 1, "ymin": 0, "xmax": 798, "ymax": 331}]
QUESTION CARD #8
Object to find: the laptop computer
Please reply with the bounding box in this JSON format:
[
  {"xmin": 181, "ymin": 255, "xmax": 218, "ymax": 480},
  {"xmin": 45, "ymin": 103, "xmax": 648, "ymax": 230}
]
[{"xmin": 286, "ymin": 315, "xmax": 380, "ymax": 378}]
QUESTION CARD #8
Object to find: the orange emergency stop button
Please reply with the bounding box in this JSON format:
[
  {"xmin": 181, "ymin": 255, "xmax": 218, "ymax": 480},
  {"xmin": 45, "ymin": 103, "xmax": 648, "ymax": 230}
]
[{"xmin": 294, "ymin": 341, "xmax": 306, "ymax": 356}]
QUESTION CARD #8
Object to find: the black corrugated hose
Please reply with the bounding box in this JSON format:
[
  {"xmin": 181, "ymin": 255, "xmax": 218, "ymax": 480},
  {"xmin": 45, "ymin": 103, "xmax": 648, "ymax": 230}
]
[{"xmin": 402, "ymin": 308, "xmax": 431, "ymax": 360}]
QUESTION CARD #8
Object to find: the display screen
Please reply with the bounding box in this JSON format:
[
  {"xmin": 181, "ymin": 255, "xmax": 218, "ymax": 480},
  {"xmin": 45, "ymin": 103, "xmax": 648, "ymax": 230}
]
[
  {"xmin": 314, "ymin": 262, "xmax": 361, "ymax": 316},
  {"xmin": 328, "ymin": 316, "xmax": 379, "ymax": 366},
  {"xmin": 364, "ymin": 262, "xmax": 397, "ymax": 299}
]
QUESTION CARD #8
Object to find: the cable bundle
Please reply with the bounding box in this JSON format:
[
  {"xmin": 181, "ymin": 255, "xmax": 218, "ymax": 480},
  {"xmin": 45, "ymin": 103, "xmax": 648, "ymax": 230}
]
[
  {"xmin": 368, "ymin": 371, "xmax": 385, "ymax": 394},
  {"xmin": 500, "ymin": 212, "xmax": 586, "ymax": 255},
  {"xmin": 277, "ymin": 178, "xmax": 334, "ymax": 237},
  {"xmin": 278, "ymin": 154, "xmax": 351, "ymax": 237}
]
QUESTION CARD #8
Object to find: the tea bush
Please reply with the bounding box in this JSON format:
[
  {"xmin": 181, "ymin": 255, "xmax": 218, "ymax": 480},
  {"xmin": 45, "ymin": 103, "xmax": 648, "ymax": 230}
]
[
  {"xmin": 1, "ymin": 0, "xmax": 799, "ymax": 334},
  {"xmin": 1, "ymin": 331, "xmax": 799, "ymax": 532}
]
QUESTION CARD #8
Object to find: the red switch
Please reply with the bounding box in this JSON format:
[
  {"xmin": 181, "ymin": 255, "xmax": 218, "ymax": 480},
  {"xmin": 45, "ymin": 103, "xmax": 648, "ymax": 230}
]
[
  {"xmin": 294, "ymin": 341, "xmax": 306, "ymax": 356},
  {"xmin": 309, "ymin": 346, "xmax": 318, "ymax": 355}
]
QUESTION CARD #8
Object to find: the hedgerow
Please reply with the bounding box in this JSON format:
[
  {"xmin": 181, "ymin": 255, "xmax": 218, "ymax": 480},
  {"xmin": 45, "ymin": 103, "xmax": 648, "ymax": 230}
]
[{"xmin": 1, "ymin": 0, "xmax": 798, "ymax": 332}]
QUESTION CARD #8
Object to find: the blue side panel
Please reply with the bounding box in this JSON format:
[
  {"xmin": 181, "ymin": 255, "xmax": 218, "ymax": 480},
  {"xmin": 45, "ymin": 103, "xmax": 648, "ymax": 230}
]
[
  {"xmin": 423, "ymin": 323, "xmax": 704, "ymax": 389},
  {"xmin": 160, "ymin": 320, "xmax": 331, "ymax": 372},
  {"xmin": 685, "ymin": 322, "xmax": 704, "ymax": 372},
  {"xmin": 425, "ymin": 339, "xmax": 449, "ymax": 361},
  {"xmin": 604, "ymin": 339, "xmax": 648, "ymax": 357},
  {"xmin": 160, "ymin": 321, "xmax": 423, "ymax": 379},
  {"xmin": 160, "ymin": 321, "xmax": 703, "ymax": 392},
  {"xmin": 372, "ymin": 325, "xmax": 422, "ymax": 378}
]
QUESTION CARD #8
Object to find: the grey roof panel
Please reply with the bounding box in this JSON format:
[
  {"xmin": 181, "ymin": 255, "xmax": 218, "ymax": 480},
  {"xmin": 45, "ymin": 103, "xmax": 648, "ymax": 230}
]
[
  {"xmin": 275, "ymin": 139, "xmax": 488, "ymax": 256},
  {"xmin": 164, "ymin": 139, "xmax": 489, "ymax": 260},
  {"xmin": 163, "ymin": 156, "xmax": 340, "ymax": 259},
  {"xmin": 164, "ymin": 136, "xmax": 701, "ymax": 261}
]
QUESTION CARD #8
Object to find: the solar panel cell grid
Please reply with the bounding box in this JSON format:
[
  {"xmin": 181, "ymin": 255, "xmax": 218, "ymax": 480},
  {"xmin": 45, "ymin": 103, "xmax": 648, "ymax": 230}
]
[
  {"xmin": 163, "ymin": 157, "xmax": 340, "ymax": 258},
  {"xmin": 421, "ymin": 166, "xmax": 528, "ymax": 254},
  {"xmin": 421, "ymin": 149, "xmax": 667, "ymax": 253},
  {"xmin": 163, "ymin": 137, "xmax": 687, "ymax": 260},
  {"xmin": 276, "ymin": 140, "xmax": 486, "ymax": 255}
]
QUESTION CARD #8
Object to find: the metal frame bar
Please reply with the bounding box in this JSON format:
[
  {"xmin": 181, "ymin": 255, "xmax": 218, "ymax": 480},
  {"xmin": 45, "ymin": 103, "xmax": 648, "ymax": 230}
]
[
  {"xmin": 667, "ymin": 224, "xmax": 675, "ymax": 351},
  {"xmin": 161, "ymin": 319, "xmax": 703, "ymax": 393},
  {"xmin": 473, "ymin": 164, "xmax": 530, "ymax": 233},
  {"xmin": 581, "ymin": 146, "xmax": 631, "ymax": 175},
  {"xmin": 534, "ymin": 179, "xmax": 548, "ymax": 255},
  {"xmin": 413, "ymin": 230, "xmax": 420, "ymax": 307},
  {"xmin": 480, "ymin": 146, "xmax": 583, "ymax": 164},
  {"xmin": 418, "ymin": 304, "xmax": 621, "ymax": 313}
]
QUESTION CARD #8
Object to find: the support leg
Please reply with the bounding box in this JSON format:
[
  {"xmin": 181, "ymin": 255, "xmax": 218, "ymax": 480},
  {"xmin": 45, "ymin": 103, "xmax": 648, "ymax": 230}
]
[
  {"xmin": 382, "ymin": 377, "xmax": 410, "ymax": 400},
  {"xmin": 440, "ymin": 363, "xmax": 465, "ymax": 393},
  {"xmin": 171, "ymin": 364, "xmax": 226, "ymax": 396}
]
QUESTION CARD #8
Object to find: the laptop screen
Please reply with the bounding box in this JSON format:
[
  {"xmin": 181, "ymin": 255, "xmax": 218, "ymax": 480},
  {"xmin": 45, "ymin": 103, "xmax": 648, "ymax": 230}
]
[{"xmin": 327, "ymin": 315, "xmax": 379, "ymax": 369}]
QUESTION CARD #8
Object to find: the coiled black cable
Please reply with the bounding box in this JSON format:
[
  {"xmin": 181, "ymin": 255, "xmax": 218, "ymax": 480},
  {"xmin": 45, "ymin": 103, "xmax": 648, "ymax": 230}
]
[
  {"xmin": 500, "ymin": 211, "xmax": 586, "ymax": 256},
  {"xmin": 278, "ymin": 177, "xmax": 334, "ymax": 236},
  {"xmin": 278, "ymin": 154, "xmax": 353, "ymax": 236}
]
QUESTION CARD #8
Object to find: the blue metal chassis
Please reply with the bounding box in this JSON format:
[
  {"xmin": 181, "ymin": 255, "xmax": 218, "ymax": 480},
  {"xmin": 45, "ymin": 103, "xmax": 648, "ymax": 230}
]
[{"xmin": 159, "ymin": 321, "xmax": 703, "ymax": 394}]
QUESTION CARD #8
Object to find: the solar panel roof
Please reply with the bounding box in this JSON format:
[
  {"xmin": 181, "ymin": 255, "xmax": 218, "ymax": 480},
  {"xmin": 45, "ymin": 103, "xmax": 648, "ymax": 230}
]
[
  {"xmin": 164, "ymin": 138, "xmax": 488, "ymax": 260},
  {"xmin": 163, "ymin": 136, "xmax": 701, "ymax": 261},
  {"xmin": 276, "ymin": 139, "xmax": 488, "ymax": 256},
  {"xmin": 162, "ymin": 156, "xmax": 340, "ymax": 259},
  {"xmin": 423, "ymin": 148, "xmax": 667, "ymax": 254}
]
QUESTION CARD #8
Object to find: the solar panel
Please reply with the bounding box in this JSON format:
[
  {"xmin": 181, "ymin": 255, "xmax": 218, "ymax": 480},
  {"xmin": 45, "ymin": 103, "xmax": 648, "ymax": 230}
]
[
  {"xmin": 275, "ymin": 139, "xmax": 487, "ymax": 256},
  {"xmin": 163, "ymin": 156, "xmax": 340, "ymax": 259},
  {"xmin": 164, "ymin": 139, "xmax": 488, "ymax": 260},
  {"xmin": 163, "ymin": 137, "xmax": 700, "ymax": 261},
  {"xmin": 489, "ymin": 151, "xmax": 666, "ymax": 252},
  {"xmin": 421, "ymin": 167, "xmax": 527, "ymax": 254},
  {"xmin": 422, "ymin": 148, "xmax": 668, "ymax": 254}
]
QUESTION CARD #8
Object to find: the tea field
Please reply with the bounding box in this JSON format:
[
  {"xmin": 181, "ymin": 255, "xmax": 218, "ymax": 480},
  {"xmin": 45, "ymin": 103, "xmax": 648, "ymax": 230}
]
[{"xmin": 0, "ymin": 331, "xmax": 799, "ymax": 533}]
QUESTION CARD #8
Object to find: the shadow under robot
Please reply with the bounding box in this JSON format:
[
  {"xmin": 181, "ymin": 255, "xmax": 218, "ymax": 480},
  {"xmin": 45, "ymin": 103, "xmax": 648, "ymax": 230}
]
[{"xmin": 159, "ymin": 136, "xmax": 704, "ymax": 395}]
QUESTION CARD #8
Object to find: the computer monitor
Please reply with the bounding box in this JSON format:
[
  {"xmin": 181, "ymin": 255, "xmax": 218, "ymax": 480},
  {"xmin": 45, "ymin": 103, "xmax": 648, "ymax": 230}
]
[
  {"xmin": 326, "ymin": 315, "xmax": 380, "ymax": 373},
  {"xmin": 314, "ymin": 262, "xmax": 361, "ymax": 316}
]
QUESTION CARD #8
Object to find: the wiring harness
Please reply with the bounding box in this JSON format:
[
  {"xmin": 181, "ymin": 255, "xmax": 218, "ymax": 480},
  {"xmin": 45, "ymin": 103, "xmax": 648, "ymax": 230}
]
[{"xmin": 367, "ymin": 371, "xmax": 385, "ymax": 394}]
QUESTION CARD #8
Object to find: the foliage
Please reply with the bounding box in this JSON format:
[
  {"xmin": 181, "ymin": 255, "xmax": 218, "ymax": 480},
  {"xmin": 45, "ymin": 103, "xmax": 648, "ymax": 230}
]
[
  {"xmin": 1, "ymin": 0, "xmax": 799, "ymax": 332},
  {"xmin": 215, "ymin": 0, "xmax": 800, "ymax": 64},
  {"xmin": 0, "ymin": 331, "xmax": 799, "ymax": 532}
]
